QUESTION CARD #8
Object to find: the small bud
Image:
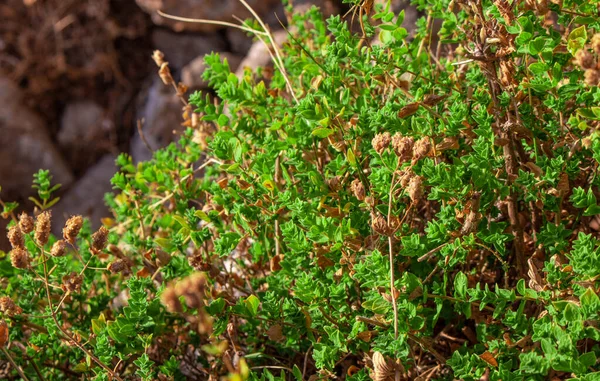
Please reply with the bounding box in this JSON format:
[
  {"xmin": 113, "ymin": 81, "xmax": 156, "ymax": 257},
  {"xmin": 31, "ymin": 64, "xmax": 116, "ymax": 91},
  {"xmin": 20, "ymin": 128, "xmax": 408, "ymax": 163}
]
[
  {"xmin": 575, "ymin": 49, "xmax": 595, "ymax": 70},
  {"xmin": 91, "ymin": 226, "xmax": 109, "ymax": 254},
  {"xmin": 10, "ymin": 248, "xmax": 30, "ymax": 269},
  {"xmin": 151, "ymin": 50, "xmax": 165, "ymax": 67},
  {"xmin": 371, "ymin": 132, "xmax": 391, "ymax": 154},
  {"xmin": 592, "ymin": 34, "xmax": 600, "ymax": 55},
  {"xmin": 7, "ymin": 225, "xmax": 24, "ymax": 249},
  {"xmin": 63, "ymin": 215, "xmax": 83, "ymax": 244},
  {"xmin": 0, "ymin": 296, "xmax": 22, "ymax": 317},
  {"xmin": 407, "ymin": 176, "xmax": 424, "ymax": 203},
  {"xmin": 584, "ymin": 69, "xmax": 600, "ymax": 86},
  {"xmin": 61, "ymin": 272, "xmax": 83, "ymax": 293},
  {"xmin": 412, "ymin": 138, "xmax": 432, "ymax": 161},
  {"xmin": 50, "ymin": 240, "xmax": 67, "ymax": 257},
  {"xmin": 34, "ymin": 211, "xmax": 52, "ymax": 246},
  {"xmin": 18, "ymin": 213, "xmax": 34, "ymax": 234},
  {"xmin": 392, "ymin": 134, "xmax": 414, "ymax": 162},
  {"xmin": 351, "ymin": 179, "xmax": 366, "ymax": 201}
]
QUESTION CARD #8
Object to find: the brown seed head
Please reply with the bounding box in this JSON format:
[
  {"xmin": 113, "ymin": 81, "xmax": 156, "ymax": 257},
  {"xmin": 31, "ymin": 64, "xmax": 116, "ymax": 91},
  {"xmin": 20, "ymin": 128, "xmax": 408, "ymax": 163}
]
[
  {"xmin": 397, "ymin": 168, "xmax": 415, "ymax": 188},
  {"xmin": 7, "ymin": 225, "xmax": 24, "ymax": 249},
  {"xmin": 63, "ymin": 215, "xmax": 83, "ymax": 244},
  {"xmin": 575, "ymin": 49, "xmax": 596, "ymax": 70},
  {"xmin": 392, "ymin": 134, "xmax": 414, "ymax": 162},
  {"xmin": 10, "ymin": 248, "xmax": 30, "ymax": 269},
  {"xmin": 91, "ymin": 226, "xmax": 109, "ymax": 254},
  {"xmin": 50, "ymin": 240, "xmax": 67, "ymax": 257},
  {"xmin": 61, "ymin": 272, "xmax": 83, "ymax": 293},
  {"xmin": 107, "ymin": 259, "xmax": 129, "ymax": 274},
  {"xmin": 0, "ymin": 296, "xmax": 22, "ymax": 317},
  {"xmin": 412, "ymin": 138, "xmax": 432, "ymax": 161},
  {"xmin": 585, "ymin": 69, "xmax": 600, "ymax": 86},
  {"xmin": 175, "ymin": 273, "xmax": 207, "ymax": 309},
  {"xmin": 371, "ymin": 132, "xmax": 391, "ymax": 154},
  {"xmin": 34, "ymin": 211, "xmax": 51, "ymax": 246},
  {"xmin": 407, "ymin": 176, "xmax": 424, "ymax": 203},
  {"xmin": 18, "ymin": 213, "xmax": 34, "ymax": 234},
  {"xmin": 592, "ymin": 34, "xmax": 600, "ymax": 55},
  {"xmin": 351, "ymin": 179, "xmax": 366, "ymax": 201},
  {"xmin": 371, "ymin": 214, "xmax": 391, "ymax": 236},
  {"xmin": 161, "ymin": 286, "xmax": 183, "ymax": 313}
]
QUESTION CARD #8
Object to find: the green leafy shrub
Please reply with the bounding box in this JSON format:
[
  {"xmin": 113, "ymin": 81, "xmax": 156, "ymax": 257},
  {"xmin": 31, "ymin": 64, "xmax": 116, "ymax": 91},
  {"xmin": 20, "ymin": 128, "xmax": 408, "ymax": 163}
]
[{"xmin": 2, "ymin": 0, "xmax": 600, "ymax": 379}]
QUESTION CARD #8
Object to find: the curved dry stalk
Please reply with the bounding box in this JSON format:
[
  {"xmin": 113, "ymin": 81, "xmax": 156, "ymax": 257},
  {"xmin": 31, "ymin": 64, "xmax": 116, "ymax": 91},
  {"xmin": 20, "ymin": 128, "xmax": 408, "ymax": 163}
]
[
  {"xmin": 157, "ymin": 1, "xmax": 299, "ymax": 104},
  {"xmin": 157, "ymin": 10, "xmax": 267, "ymax": 36},
  {"xmin": 1, "ymin": 347, "xmax": 30, "ymax": 381}
]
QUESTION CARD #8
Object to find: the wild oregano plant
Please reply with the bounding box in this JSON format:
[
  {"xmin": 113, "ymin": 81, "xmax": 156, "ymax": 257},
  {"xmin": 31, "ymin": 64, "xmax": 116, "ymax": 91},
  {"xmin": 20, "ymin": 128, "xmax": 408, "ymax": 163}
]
[{"xmin": 2, "ymin": 0, "xmax": 600, "ymax": 379}]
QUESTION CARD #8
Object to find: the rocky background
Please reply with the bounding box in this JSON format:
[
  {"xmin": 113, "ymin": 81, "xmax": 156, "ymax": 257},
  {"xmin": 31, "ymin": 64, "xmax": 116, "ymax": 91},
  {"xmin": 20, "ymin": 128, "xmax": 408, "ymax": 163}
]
[{"xmin": 0, "ymin": 0, "xmax": 416, "ymax": 250}]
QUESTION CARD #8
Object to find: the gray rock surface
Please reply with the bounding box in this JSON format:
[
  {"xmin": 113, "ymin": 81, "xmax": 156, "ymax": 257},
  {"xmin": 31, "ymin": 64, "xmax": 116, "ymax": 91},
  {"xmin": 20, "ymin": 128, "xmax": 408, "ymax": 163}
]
[
  {"xmin": 0, "ymin": 77, "xmax": 74, "ymax": 201},
  {"xmin": 58, "ymin": 100, "xmax": 113, "ymax": 173},
  {"xmin": 132, "ymin": 78, "xmax": 184, "ymax": 163},
  {"xmin": 152, "ymin": 29, "xmax": 228, "ymax": 70},
  {"xmin": 182, "ymin": 52, "xmax": 243, "ymax": 90}
]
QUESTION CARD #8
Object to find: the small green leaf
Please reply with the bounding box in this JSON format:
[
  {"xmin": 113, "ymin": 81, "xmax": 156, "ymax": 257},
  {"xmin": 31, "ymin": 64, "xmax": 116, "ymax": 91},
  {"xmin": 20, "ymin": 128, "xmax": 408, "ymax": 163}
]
[
  {"xmin": 312, "ymin": 127, "xmax": 334, "ymax": 138},
  {"xmin": 454, "ymin": 272, "xmax": 467, "ymax": 300},
  {"xmin": 244, "ymin": 295, "xmax": 260, "ymax": 316}
]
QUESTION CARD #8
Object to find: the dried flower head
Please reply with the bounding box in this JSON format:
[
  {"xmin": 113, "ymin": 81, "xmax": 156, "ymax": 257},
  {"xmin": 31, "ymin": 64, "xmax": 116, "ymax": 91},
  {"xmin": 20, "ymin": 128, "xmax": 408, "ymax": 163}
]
[
  {"xmin": 61, "ymin": 272, "xmax": 83, "ymax": 293},
  {"xmin": 0, "ymin": 296, "xmax": 22, "ymax": 317},
  {"xmin": 63, "ymin": 215, "xmax": 83, "ymax": 244},
  {"xmin": 575, "ymin": 49, "xmax": 595, "ymax": 70},
  {"xmin": 412, "ymin": 138, "xmax": 432, "ymax": 161},
  {"xmin": 371, "ymin": 132, "xmax": 391, "ymax": 154},
  {"xmin": 371, "ymin": 214, "xmax": 391, "ymax": 236},
  {"xmin": 592, "ymin": 34, "xmax": 600, "ymax": 55},
  {"xmin": 407, "ymin": 176, "xmax": 424, "ymax": 203},
  {"xmin": 392, "ymin": 134, "xmax": 414, "ymax": 162},
  {"xmin": 175, "ymin": 273, "xmax": 207, "ymax": 309},
  {"xmin": 50, "ymin": 240, "xmax": 67, "ymax": 257},
  {"xmin": 151, "ymin": 50, "xmax": 165, "ymax": 66},
  {"xmin": 108, "ymin": 244, "xmax": 124, "ymax": 258},
  {"xmin": 34, "ymin": 211, "xmax": 51, "ymax": 246},
  {"xmin": 158, "ymin": 62, "xmax": 173, "ymax": 85},
  {"xmin": 494, "ymin": 0, "xmax": 514, "ymax": 25},
  {"xmin": 397, "ymin": 168, "xmax": 415, "ymax": 188},
  {"xmin": 10, "ymin": 248, "xmax": 30, "ymax": 269},
  {"xmin": 7, "ymin": 225, "xmax": 24, "ymax": 250},
  {"xmin": 107, "ymin": 259, "xmax": 130, "ymax": 274},
  {"xmin": 351, "ymin": 179, "xmax": 366, "ymax": 201},
  {"xmin": 326, "ymin": 176, "xmax": 342, "ymax": 192},
  {"xmin": 18, "ymin": 213, "xmax": 34, "ymax": 234},
  {"xmin": 584, "ymin": 69, "xmax": 600, "ymax": 86},
  {"xmin": 91, "ymin": 226, "xmax": 109, "ymax": 254},
  {"xmin": 161, "ymin": 286, "xmax": 183, "ymax": 313},
  {"xmin": 372, "ymin": 351, "xmax": 395, "ymax": 381}
]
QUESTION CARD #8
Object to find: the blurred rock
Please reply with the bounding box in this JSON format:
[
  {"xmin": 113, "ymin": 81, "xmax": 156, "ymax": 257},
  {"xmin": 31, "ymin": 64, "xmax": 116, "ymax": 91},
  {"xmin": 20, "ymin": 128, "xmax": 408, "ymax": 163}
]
[
  {"xmin": 182, "ymin": 52, "xmax": 242, "ymax": 90},
  {"xmin": 152, "ymin": 29, "xmax": 228, "ymax": 70},
  {"xmin": 136, "ymin": 0, "xmax": 281, "ymax": 33},
  {"xmin": 132, "ymin": 78, "xmax": 184, "ymax": 163},
  {"xmin": 51, "ymin": 154, "xmax": 118, "ymax": 235},
  {"xmin": 235, "ymin": 30, "xmax": 288, "ymax": 77},
  {"xmin": 0, "ymin": 77, "xmax": 74, "ymax": 201},
  {"xmin": 58, "ymin": 101, "xmax": 114, "ymax": 175}
]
